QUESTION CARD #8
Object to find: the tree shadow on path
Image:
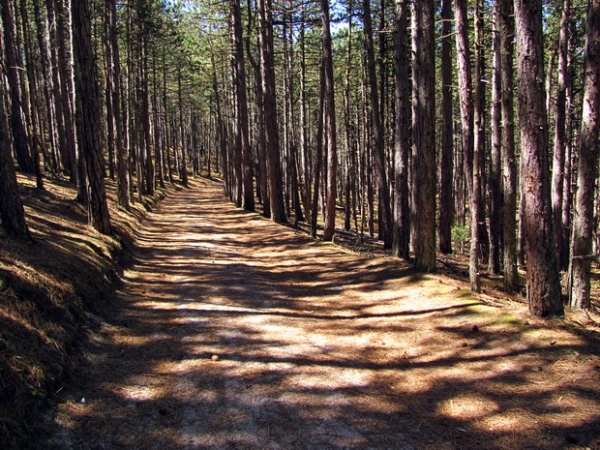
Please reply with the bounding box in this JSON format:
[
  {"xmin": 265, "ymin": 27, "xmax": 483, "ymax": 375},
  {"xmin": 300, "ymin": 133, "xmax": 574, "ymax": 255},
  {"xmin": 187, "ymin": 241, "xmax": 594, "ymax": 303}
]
[{"xmin": 41, "ymin": 178, "xmax": 600, "ymax": 450}]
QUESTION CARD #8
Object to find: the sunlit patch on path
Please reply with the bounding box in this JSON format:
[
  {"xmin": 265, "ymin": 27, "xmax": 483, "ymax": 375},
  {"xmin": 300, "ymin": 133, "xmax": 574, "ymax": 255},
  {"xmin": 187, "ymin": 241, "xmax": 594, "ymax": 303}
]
[{"xmin": 43, "ymin": 178, "xmax": 600, "ymax": 450}]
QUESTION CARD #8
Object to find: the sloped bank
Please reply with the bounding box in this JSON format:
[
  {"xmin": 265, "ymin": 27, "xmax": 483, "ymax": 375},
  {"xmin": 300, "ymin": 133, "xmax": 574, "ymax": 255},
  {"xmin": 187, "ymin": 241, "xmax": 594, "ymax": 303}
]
[{"xmin": 0, "ymin": 174, "xmax": 172, "ymax": 449}]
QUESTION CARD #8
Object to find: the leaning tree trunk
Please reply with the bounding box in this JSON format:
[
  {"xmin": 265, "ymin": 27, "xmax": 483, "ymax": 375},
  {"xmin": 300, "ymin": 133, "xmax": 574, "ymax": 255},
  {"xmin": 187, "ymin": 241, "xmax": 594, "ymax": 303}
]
[
  {"xmin": 514, "ymin": 0, "xmax": 563, "ymax": 317},
  {"xmin": 72, "ymin": 0, "xmax": 111, "ymax": 235},
  {"xmin": 569, "ymin": 0, "xmax": 600, "ymax": 310}
]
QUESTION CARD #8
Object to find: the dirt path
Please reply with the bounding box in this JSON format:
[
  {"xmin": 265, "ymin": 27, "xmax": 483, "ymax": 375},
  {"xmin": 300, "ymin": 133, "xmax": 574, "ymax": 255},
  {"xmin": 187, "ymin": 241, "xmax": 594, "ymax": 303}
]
[{"xmin": 43, "ymin": 179, "xmax": 600, "ymax": 450}]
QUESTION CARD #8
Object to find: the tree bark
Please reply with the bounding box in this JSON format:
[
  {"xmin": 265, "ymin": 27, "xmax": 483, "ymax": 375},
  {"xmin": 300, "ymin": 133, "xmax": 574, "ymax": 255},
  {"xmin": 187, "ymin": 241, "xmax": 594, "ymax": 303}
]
[
  {"xmin": 55, "ymin": 0, "xmax": 79, "ymax": 188},
  {"xmin": 72, "ymin": 0, "xmax": 112, "ymax": 235},
  {"xmin": 139, "ymin": 3, "xmax": 154, "ymax": 196},
  {"xmin": 0, "ymin": 71, "xmax": 31, "ymax": 240},
  {"xmin": 258, "ymin": 0, "xmax": 286, "ymax": 224},
  {"xmin": 454, "ymin": 0, "xmax": 474, "ymax": 202},
  {"xmin": 499, "ymin": 0, "xmax": 518, "ymax": 293},
  {"xmin": 0, "ymin": 0, "xmax": 35, "ymax": 173},
  {"xmin": 514, "ymin": 0, "xmax": 563, "ymax": 317},
  {"xmin": 471, "ymin": 0, "xmax": 487, "ymax": 288},
  {"xmin": 231, "ymin": 0, "xmax": 254, "ymax": 211},
  {"xmin": 246, "ymin": 0, "xmax": 269, "ymax": 217},
  {"xmin": 343, "ymin": 1, "xmax": 356, "ymax": 234},
  {"xmin": 32, "ymin": 0, "xmax": 59, "ymax": 174},
  {"xmin": 363, "ymin": 0, "xmax": 392, "ymax": 248},
  {"xmin": 489, "ymin": 0, "xmax": 503, "ymax": 275},
  {"xmin": 411, "ymin": 0, "xmax": 436, "ymax": 271},
  {"xmin": 106, "ymin": 0, "xmax": 128, "ymax": 208},
  {"xmin": 569, "ymin": 0, "xmax": 600, "ymax": 310},
  {"xmin": 454, "ymin": 0, "xmax": 478, "ymax": 288},
  {"xmin": 311, "ymin": 64, "xmax": 326, "ymax": 239},
  {"xmin": 19, "ymin": 0, "xmax": 44, "ymax": 189},
  {"xmin": 321, "ymin": 0, "xmax": 337, "ymax": 242},
  {"xmin": 438, "ymin": 0, "xmax": 453, "ymax": 256},
  {"xmin": 393, "ymin": 0, "xmax": 411, "ymax": 259},
  {"xmin": 552, "ymin": 0, "xmax": 571, "ymax": 271}
]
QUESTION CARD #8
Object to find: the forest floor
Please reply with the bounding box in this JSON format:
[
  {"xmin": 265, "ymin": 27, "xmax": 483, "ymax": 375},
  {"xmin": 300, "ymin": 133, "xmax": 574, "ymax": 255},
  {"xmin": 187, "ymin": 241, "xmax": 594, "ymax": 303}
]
[{"xmin": 30, "ymin": 177, "xmax": 600, "ymax": 449}]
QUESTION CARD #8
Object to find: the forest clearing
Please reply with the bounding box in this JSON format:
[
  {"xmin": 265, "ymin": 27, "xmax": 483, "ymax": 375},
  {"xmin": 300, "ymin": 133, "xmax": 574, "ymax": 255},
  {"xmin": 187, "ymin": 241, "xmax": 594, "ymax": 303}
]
[{"xmin": 2, "ymin": 175, "xmax": 597, "ymax": 450}]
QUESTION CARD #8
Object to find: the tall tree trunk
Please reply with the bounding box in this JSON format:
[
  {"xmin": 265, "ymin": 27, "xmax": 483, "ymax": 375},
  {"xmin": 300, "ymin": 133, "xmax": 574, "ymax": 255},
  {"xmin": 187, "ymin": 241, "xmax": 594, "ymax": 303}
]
[
  {"xmin": 282, "ymin": 17, "xmax": 303, "ymax": 223},
  {"xmin": 321, "ymin": 0, "xmax": 337, "ymax": 242},
  {"xmin": 454, "ymin": 0, "xmax": 473, "ymax": 201},
  {"xmin": 363, "ymin": 0, "xmax": 392, "ymax": 248},
  {"xmin": 438, "ymin": 0, "xmax": 453, "ymax": 255},
  {"xmin": 152, "ymin": 55, "xmax": 165, "ymax": 189},
  {"xmin": 177, "ymin": 69, "xmax": 188, "ymax": 188},
  {"xmin": 0, "ymin": 72, "xmax": 31, "ymax": 240},
  {"xmin": 393, "ymin": 0, "xmax": 411, "ymax": 259},
  {"xmin": 299, "ymin": 10, "xmax": 309, "ymax": 222},
  {"xmin": 514, "ymin": 0, "xmax": 563, "ymax": 317},
  {"xmin": 471, "ymin": 0, "xmax": 487, "ymax": 288},
  {"xmin": 499, "ymin": 0, "xmax": 518, "ymax": 293},
  {"xmin": 568, "ymin": 0, "xmax": 600, "ymax": 310},
  {"xmin": 343, "ymin": 1, "xmax": 356, "ymax": 234},
  {"xmin": 72, "ymin": 0, "xmax": 112, "ymax": 234},
  {"xmin": 104, "ymin": 2, "xmax": 116, "ymax": 180},
  {"xmin": 411, "ymin": 0, "xmax": 436, "ymax": 271},
  {"xmin": 258, "ymin": 0, "xmax": 286, "ymax": 224},
  {"xmin": 342, "ymin": 30, "xmax": 350, "ymax": 232},
  {"xmin": 311, "ymin": 64, "xmax": 326, "ymax": 238},
  {"xmin": 230, "ymin": 38, "xmax": 243, "ymax": 206},
  {"xmin": 45, "ymin": 0, "xmax": 67, "ymax": 175},
  {"xmin": 0, "ymin": 0, "xmax": 35, "ymax": 173},
  {"xmin": 55, "ymin": 0, "xmax": 79, "ymax": 188},
  {"xmin": 489, "ymin": 0, "xmax": 503, "ymax": 275},
  {"xmin": 19, "ymin": 0, "xmax": 44, "ymax": 189},
  {"xmin": 212, "ymin": 53, "xmax": 229, "ymax": 195},
  {"xmin": 552, "ymin": 0, "xmax": 571, "ymax": 271},
  {"xmin": 140, "ymin": 12, "xmax": 154, "ymax": 196},
  {"xmin": 32, "ymin": 0, "xmax": 59, "ymax": 174},
  {"xmin": 246, "ymin": 0, "xmax": 269, "ymax": 217},
  {"xmin": 106, "ymin": 0, "xmax": 128, "ymax": 208},
  {"xmin": 454, "ymin": 0, "xmax": 477, "ymax": 287},
  {"xmin": 231, "ymin": 0, "xmax": 254, "ymax": 211}
]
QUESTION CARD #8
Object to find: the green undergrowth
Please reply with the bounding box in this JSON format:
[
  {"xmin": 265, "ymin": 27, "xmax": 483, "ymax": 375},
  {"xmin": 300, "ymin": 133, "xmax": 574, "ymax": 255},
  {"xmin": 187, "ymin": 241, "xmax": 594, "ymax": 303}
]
[{"xmin": 0, "ymin": 174, "xmax": 171, "ymax": 449}]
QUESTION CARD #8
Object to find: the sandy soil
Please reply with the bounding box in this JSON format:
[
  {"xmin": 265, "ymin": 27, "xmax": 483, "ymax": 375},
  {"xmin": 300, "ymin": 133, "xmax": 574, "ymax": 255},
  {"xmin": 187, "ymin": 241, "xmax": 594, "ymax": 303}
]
[{"xmin": 41, "ymin": 178, "xmax": 600, "ymax": 450}]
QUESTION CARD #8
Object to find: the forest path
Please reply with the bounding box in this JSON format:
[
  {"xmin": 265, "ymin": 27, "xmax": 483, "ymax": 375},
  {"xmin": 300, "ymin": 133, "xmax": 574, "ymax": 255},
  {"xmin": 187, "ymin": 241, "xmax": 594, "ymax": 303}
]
[{"xmin": 43, "ymin": 178, "xmax": 600, "ymax": 450}]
